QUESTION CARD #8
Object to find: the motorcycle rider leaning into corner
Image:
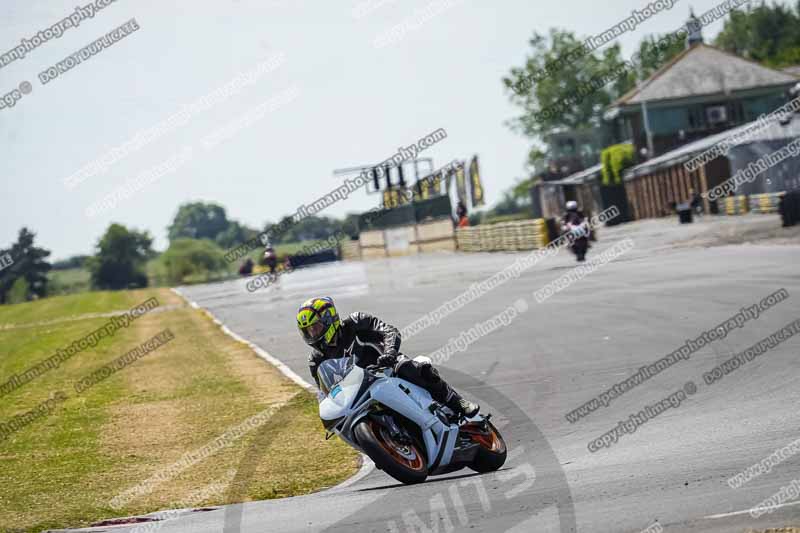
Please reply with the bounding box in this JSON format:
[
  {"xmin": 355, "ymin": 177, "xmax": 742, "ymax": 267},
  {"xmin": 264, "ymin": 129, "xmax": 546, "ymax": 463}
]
[{"xmin": 297, "ymin": 296, "xmax": 480, "ymax": 418}]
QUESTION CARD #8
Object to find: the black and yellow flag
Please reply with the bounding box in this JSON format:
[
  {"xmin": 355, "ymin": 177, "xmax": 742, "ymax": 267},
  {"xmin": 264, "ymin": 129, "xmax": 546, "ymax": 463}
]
[
  {"xmin": 429, "ymin": 172, "xmax": 443, "ymax": 197},
  {"xmin": 413, "ymin": 171, "xmax": 444, "ymax": 201},
  {"xmin": 469, "ymin": 155, "xmax": 485, "ymax": 207},
  {"xmin": 455, "ymin": 163, "xmax": 468, "ymax": 207},
  {"xmin": 382, "ymin": 187, "xmax": 411, "ymax": 209}
]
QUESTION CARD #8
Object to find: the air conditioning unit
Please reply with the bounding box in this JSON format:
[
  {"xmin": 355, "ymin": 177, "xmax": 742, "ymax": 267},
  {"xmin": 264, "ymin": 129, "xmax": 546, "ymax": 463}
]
[{"xmin": 706, "ymin": 105, "xmax": 728, "ymax": 125}]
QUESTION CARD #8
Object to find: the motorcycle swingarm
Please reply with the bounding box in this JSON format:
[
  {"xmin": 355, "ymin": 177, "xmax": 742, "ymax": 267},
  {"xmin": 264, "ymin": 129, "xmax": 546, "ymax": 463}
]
[
  {"xmin": 446, "ymin": 441, "xmax": 480, "ymax": 468},
  {"xmin": 443, "ymin": 417, "xmax": 492, "ymax": 467}
]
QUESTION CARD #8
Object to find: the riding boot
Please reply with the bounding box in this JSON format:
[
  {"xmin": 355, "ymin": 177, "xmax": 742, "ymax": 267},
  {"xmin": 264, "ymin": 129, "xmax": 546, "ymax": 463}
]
[
  {"xmin": 396, "ymin": 357, "xmax": 480, "ymax": 417},
  {"xmin": 443, "ymin": 388, "xmax": 480, "ymax": 418},
  {"xmin": 426, "ymin": 376, "xmax": 480, "ymax": 418}
]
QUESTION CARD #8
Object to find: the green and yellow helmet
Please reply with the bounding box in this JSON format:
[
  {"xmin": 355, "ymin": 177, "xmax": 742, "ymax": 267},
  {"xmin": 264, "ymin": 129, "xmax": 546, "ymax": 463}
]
[{"xmin": 296, "ymin": 297, "xmax": 341, "ymax": 350}]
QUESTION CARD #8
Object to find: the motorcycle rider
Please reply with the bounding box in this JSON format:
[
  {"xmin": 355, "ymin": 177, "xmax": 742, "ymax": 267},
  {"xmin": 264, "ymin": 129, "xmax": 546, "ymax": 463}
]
[
  {"xmin": 263, "ymin": 246, "xmax": 278, "ymax": 274},
  {"xmin": 297, "ymin": 296, "xmax": 480, "ymax": 418},
  {"xmin": 562, "ymin": 200, "xmax": 590, "ymax": 261},
  {"xmin": 562, "ymin": 200, "xmax": 585, "ymax": 227}
]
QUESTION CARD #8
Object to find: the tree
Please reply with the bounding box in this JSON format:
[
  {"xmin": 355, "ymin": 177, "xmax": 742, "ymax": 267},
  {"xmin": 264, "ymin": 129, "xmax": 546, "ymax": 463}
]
[
  {"xmin": 214, "ymin": 221, "xmax": 253, "ymax": 249},
  {"xmin": 160, "ymin": 239, "xmax": 227, "ymax": 284},
  {"xmin": 490, "ymin": 191, "xmax": 524, "ymax": 217},
  {"xmin": 601, "ymin": 144, "xmax": 635, "ymax": 186},
  {"xmin": 168, "ymin": 202, "xmax": 231, "ymax": 243},
  {"xmin": 503, "ymin": 29, "xmax": 637, "ymax": 138},
  {"xmin": 168, "ymin": 202, "xmax": 259, "ymax": 250},
  {"xmin": 86, "ymin": 224, "xmax": 154, "ymax": 290},
  {"xmin": 714, "ymin": 1, "xmax": 800, "ymax": 67},
  {"xmin": 52, "ymin": 254, "xmax": 89, "ymax": 270},
  {"xmin": 526, "ymin": 147, "xmax": 547, "ymax": 175},
  {"xmin": 511, "ymin": 177, "xmax": 535, "ymax": 205},
  {"xmin": 635, "ymin": 33, "xmax": 687, "ymax": 80},
  {"xmin": 341, "ymin": 213, "xmax": 362, "ymax": 239},
  {"xmin": 6, "ymin": 278, "xmax": 29, "ymax": 304},
  {"xmin": 0, "ymin": 227, "xmax": 52, "ymax": 304},
  {"xmin": 264, "ymin": 215, "xmax": 344, "ymax": 244}
]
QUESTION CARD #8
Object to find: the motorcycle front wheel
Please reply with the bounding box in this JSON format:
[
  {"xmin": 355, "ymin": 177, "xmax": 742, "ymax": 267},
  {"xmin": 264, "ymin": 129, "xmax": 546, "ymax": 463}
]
[{"xmin": 354, "ymin": 418, "xmax": 428, "ymax": 484}]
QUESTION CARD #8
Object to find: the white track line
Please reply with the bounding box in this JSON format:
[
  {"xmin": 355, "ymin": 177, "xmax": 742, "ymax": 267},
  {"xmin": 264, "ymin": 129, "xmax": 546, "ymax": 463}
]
[
  {"xmin": 170, "ymin": 287, "xmax": 374, "ymax": 491},
  {"xmin": 703, "ymin": 500, "xmax": 800, "ymax": 520}
]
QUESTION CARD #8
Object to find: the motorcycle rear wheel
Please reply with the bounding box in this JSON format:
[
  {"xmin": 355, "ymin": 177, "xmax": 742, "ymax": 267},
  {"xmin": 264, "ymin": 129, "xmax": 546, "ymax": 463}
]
[
  {"xmin": 354, "ymin": 418, "xmax": 428, "ymax": 484},
  {"xmin": 463, "ymin": 421, "xmax": 507, "ymax": 473}
]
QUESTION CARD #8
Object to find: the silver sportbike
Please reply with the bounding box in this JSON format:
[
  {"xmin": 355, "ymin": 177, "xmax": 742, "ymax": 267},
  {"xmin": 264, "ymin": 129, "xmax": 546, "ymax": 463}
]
[{"xmin": 317, "ymin": 355, "xmax": 507, "ymax": 484}]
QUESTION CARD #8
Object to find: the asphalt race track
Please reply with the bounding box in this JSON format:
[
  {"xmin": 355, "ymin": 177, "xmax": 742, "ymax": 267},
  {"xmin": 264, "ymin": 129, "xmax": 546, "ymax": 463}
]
[{"xmin": 97, "ymin": 217, "xmax": 800, "ymax": 533}]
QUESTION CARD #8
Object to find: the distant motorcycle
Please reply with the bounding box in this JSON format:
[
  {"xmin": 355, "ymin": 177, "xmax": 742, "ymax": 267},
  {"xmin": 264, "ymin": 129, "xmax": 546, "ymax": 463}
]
[
  {"xmin": 563, "ymin": 220, "xmax": 590, "ymax": 262},
  {"xmin": 317, "ymin": 356, "xmax": 507, "ymax": 484},
  {"xmin": 263, "ymin": 247, "xmax": 278, "ymax": 274}
]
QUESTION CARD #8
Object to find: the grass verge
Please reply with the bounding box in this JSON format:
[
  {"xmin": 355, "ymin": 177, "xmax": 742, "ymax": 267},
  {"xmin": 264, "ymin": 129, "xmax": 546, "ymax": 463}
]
[{"xmin": 0, "ymin": 288, "xmax": 358, "ymax": 532}]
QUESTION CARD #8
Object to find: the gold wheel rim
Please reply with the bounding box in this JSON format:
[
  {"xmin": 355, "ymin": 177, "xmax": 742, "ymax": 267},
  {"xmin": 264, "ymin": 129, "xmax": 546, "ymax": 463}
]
[{"xmin": 369, "ymin": 420, "xmax": 425, "ymax": 471}]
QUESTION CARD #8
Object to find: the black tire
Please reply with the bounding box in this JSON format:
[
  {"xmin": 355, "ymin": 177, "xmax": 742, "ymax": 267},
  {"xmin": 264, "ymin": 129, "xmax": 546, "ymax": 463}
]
[
  {"xmin": 354, "ymin": 419, "xmax": 428, "ymax": 484},
  {"xmin": 465, "ymin": 421, "xmax": 508, "ymax": 473},
  {"xmin": 573, "ymin": 238, "xmax": 588, "ymax": 261}
]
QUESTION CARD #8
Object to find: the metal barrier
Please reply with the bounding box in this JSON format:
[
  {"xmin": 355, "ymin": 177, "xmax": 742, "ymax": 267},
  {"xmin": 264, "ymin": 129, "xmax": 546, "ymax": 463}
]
[
  {"xmin": 289, "ymin": 249, "xmax": 338, "ymax": 267},
  {"xmin": 456, "ymin": 219, "xmax": 549, "ymax": 252}
]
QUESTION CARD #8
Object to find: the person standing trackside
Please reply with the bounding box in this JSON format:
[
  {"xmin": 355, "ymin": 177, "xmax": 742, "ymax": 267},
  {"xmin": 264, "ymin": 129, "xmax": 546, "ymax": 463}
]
[
  {"xmin": 456, "ymin": 201, "xmax": 469, "ymax": 227},
  {"xmin": 689, "ymin": 188, "xmax": 703, "ymax": 215}
]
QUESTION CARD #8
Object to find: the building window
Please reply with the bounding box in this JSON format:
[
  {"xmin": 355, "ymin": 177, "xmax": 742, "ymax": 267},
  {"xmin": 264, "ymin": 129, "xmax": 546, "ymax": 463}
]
[
  {"xmin": 688, "ymin": 105, "xmax": 705, "ymax": 130},
  {"xmin": 728, "ymin": 101, "xmax": 744, "ymax": 124},
  {"xmin": 705, "ymin": 104, "xmax": 729, "ymax": 127},
  {"xmin": 558, "ymin": 138, "xmax": 576, "ymax": 156}
]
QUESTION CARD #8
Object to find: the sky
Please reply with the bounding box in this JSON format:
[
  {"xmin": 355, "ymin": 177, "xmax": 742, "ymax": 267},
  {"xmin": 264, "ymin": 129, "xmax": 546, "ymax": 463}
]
[{"xmin": 0, "ymin": 0, "xmax": 768, "ymax": 259}]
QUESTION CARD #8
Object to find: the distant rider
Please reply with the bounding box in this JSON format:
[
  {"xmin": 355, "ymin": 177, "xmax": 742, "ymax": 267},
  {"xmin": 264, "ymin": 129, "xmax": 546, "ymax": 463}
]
[
  {"xmin": 562, "ymin": 200, "xmax": 585, "ymax": 227},
  {"xmin": 297, "ymin": 297, "xmax": 479, "ymax": 418},
  {"xmin": 239, "ymin": 257, "xmax": 254, "ymax": 276},
  {"xmin": 263, "ymin": 246, "xmax": 278, "ymax": 274},
  {"xmin": 562, "ymin": 200, "xmax": 590, "ymax": 261}
]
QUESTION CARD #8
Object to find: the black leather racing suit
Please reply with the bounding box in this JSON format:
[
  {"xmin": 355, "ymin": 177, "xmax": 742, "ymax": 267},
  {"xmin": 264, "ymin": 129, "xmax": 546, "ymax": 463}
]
[
  {"xmin": 308, "ymin": 312, "xmax": 459, "ymax": 406},
  {"xmin": 562, "ymin": 210, "xmax": 586, "ymax": 226}
]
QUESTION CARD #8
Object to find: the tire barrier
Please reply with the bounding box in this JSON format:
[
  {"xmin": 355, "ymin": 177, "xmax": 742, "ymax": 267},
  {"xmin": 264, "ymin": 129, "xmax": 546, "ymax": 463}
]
[
  {"xmin": 456, "ymin": 219, "xmax": 550, "ymax": 252},
  {"xmin": 748, "ymin": 192, "xmax": 784, "ymax": 214},
  {"xmin": 339, "ymin": 239, "xmax": 362, "ymax": 261},
  {"xmin": 723, "ymin": 195, "xmax": 749, "ymax": 215}
]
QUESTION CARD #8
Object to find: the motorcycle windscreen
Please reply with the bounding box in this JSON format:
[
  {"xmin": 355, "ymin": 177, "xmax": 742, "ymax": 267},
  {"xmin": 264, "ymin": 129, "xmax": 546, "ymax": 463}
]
[{"xmin": 316, "ymin": 357, "xmax": 355, "ymax": 396}]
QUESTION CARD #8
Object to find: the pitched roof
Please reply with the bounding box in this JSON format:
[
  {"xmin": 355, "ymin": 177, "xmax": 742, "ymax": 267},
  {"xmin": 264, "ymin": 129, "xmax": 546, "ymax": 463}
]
[
  {"xmin": 614, "ymin": 44, "xmax": 798, "ymax": 107},
  {"xmin": 547, "ymin": 163, "xmax": 602, "ymax": 186},
  {"xmin": 624, "ymin": 110, "xmax": 800, "ymax": 179}
]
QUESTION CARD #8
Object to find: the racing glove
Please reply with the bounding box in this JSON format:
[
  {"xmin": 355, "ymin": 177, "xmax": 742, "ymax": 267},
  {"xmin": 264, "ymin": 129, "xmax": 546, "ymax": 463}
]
[{"xmin": 377, "ymin": 353, "xmax": 397, "ymax": 368}]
